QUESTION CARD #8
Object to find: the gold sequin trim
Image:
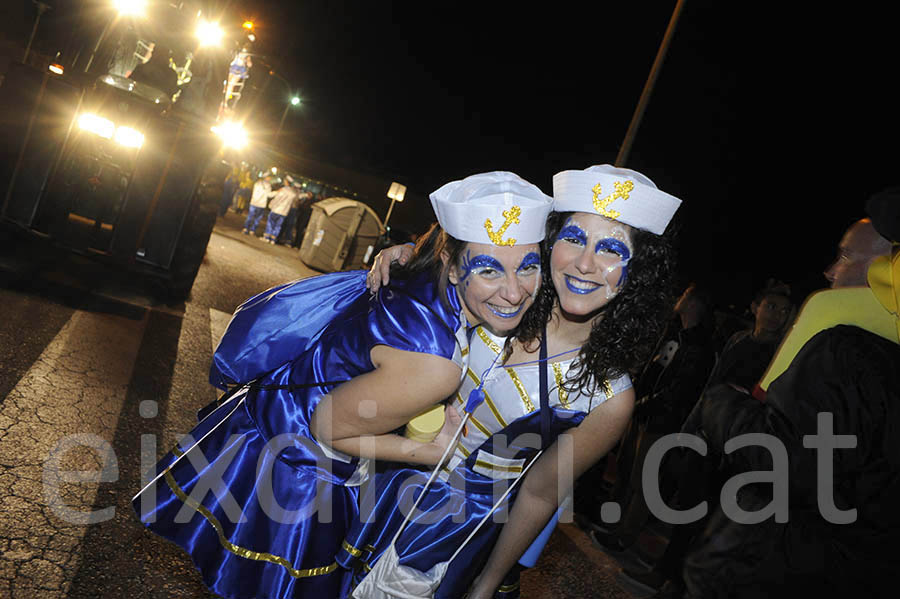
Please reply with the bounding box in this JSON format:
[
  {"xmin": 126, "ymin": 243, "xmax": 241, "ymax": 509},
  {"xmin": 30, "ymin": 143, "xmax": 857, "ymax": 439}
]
[
  {"xmin": 163, "ymin": 470, "xmax": 339, "ymax": 578},
  {"xmin": 484, "ymin": 205, "xmax": 521, "ymax": 246},
  {"xmin": 474, "ymin": 460, "xmax": 523, "ymax": 473},
  {"xmin": 467, "ymin": 413, "xmax": 492, "ymax": 438},
  {"xmin": 475, "ymin": 327, "xmax": 502, "ymax": 354},
  {"xmin": 456, "ymin": 441, "xmax": 471, "ymax": 458},
  {"xmin": 551, "ymin": 362, "xmax": 571, "ymax": 409},
  {"xmin": 506, "ymin": 368, "xmax": 535, "ymax": 413},
  {"xmin": 465, "ymin": 368, "xmax": 508, "ymax": 429},
  {"xmin": 341, "ymin": 540, "xmax": 363, "ymax": 558},
  {"xmin": 601, "ymin": 378, "xmax": 614, "ymax": 400}
]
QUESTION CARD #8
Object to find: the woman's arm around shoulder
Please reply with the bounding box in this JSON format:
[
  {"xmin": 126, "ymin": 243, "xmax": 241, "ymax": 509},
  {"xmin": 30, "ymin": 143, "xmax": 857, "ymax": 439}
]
[{"xmin": 467, "ymin": 387, "xmax": 635, "ymax": 598}]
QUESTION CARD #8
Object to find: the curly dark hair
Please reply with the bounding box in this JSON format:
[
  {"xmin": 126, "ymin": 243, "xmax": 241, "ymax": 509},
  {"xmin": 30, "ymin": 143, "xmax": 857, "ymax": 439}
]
[{"xmin": 514, "ymin": 211, "xmax": 679, "ymax": 395}]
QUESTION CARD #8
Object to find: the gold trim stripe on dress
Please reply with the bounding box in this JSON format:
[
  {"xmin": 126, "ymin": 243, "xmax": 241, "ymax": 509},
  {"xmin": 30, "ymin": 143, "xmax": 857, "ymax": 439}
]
[
  {"xmin": 474, "ymin": 460, "xmax": 523, "ymax": 473},
  {"xmin": 601, "ymin": 378, "xmax": 614, "ymax": 400},
  {"xmin": 163, "ymin": 470, "xmax": 338, "ymax": 578},
  {"xmin": 476, "ymin": 327, "xmax": 502, "ymax": 355},
  {"xmin": 505, "ymin": 367, "xmax": 535, "ymax": 413},
  {"xmin": 465, "ymin": 368, "xmax": 508, "ymax": 428},
  {"xmin": 551, "ymin": 362, "xmax": 571, "ymax": 409},
  {"xmin": 452, "ymin": 393, "xmax": 487, "ymax": 442},
  {"xmin": 341, "ymin": 540, "xmax": 363, "ymax": 558}
]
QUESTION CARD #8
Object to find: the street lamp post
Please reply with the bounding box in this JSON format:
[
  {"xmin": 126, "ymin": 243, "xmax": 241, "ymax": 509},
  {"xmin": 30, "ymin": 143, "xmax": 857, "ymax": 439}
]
[
  {"xmin": 383, "ymin": 182, "xmax": 406, "ymax": 232},
  {"xmin": 274, "ymin": 95, "xmax": 300, "ymax": 144},
  {"xmin": 23, "ymin": 1, "xmax": 52, "ymax": 63}
]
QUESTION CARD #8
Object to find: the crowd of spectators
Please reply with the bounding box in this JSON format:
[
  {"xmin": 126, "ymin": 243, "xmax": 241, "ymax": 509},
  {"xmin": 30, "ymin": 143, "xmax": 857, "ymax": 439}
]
[
  {"xmin": 574, "ymin": 189, "xmax": 899, "ymax": 599},
  {"xmin": 221, "ymin": 165, "xmax": 316, "ymax": 248}
]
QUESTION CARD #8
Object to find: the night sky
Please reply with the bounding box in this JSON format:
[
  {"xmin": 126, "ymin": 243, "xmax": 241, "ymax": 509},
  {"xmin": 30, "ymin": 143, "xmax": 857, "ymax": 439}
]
[
  {"xmin": 244, "ymin": 1, "xmax": 899, "ymax": 306},
  {"xmin": 7, "ymin": 1, "xmax": 899, "ymax": 307}
]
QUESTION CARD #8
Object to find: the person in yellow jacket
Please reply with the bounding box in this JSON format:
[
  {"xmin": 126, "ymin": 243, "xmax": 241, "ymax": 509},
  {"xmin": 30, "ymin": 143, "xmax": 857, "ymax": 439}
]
[{"xmin": 233, "ymin": 168, "xmax": 253, "ymax": 214}]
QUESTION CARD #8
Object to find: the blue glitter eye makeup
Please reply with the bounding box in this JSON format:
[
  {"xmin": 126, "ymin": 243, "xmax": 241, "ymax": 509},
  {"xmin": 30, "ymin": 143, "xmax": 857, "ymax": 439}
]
[
  {"xmin": 556, "ymin": 224, "xmax": 587, "ymax": 246},
  {"xmin": 459, "ymin": 253, "xmax": 505, "ymax": 281},
  {"xmin": 516, "ymin": 252, "xmax": 540, "ymax": 274},
  {"xmin": 595, "ymin": 238, "xmax": 631, "ymax": 286},
  {"xmin": 594, "ymin": 238, "xmax": 631, "ymax": 261}
]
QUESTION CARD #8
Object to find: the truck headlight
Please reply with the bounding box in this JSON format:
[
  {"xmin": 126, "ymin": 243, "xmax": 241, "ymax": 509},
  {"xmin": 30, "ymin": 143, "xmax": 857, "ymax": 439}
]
[
  {"xmin": 114, "ymin": 126, "xmax": 145, "ymax": 149},
  {"xmin": 78, "ymin": 113, "xmax": 115, "ymax": 139}
]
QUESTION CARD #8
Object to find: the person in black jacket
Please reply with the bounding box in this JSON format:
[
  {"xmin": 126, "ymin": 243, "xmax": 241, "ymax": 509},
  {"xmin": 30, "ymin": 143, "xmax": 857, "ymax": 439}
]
[{"xmin": 590, "ymin": 283, "xmax": 716, "ymax": 551}]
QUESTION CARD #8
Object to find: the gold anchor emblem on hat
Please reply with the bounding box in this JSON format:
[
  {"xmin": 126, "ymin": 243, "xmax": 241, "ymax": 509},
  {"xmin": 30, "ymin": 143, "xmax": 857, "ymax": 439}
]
[
  {"xmin": 484, "ymin": 205, "xmax": 521, "ymax": 246},
  {"xmin": 592, "ymin": 180, "xmax": 634, "ymax": 219}
]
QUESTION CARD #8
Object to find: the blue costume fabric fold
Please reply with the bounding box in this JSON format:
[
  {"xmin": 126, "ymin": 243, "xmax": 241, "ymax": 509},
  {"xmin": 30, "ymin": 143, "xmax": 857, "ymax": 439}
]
[
  {"xmin": 133, "ymin": 270, "xmax": 464, "ymax": 599},
  {"xmin": 340, "ymin": 408, "xmax": 587, "ymax": 598}
]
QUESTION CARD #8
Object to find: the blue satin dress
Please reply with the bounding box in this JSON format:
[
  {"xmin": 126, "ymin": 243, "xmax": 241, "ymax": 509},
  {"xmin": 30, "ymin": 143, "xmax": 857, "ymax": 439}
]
[
  {"xmin": 339, "ymin": 326, "xmax": 632, "ymax": 598},
  {"xmin": 132, "ymin": 270, "xmax": 469, "ymax": 599}
]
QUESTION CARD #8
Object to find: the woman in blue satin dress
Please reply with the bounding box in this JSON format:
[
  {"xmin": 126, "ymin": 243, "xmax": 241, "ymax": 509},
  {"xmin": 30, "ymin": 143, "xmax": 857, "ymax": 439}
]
[
  {"xmin": 345, "ymin": 165, "xmax": 682, "ymax": 598},
  {"xmin": 131, "ymin": 171, "xmax": 552, "ymax": 599}
]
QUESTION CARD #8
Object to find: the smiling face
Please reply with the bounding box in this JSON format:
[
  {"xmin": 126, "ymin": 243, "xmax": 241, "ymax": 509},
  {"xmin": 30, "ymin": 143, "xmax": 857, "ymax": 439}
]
[
  {"xmin": 448, "ymin": 242, "xmax": 542, "ymax": 335},
  {"xmin": 550, "ymin": 212, "xmax": 634, "ymax": 318}
]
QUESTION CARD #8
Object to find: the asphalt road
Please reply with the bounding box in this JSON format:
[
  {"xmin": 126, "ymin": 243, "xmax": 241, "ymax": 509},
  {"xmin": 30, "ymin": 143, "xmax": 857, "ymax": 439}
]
[{"xmin": 0, "ymin": 211, "xmax": 649, "ymax": 598}]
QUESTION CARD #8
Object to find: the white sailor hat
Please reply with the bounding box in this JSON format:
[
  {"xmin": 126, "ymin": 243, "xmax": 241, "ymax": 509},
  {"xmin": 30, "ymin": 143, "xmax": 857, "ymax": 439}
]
[
  {"xmin": 552, "ymin": 164, "xmax": 681, "ymax": 235},
  {"xmin": 430, "ymin": 171, "xmax": 553, "ymax": 246}
]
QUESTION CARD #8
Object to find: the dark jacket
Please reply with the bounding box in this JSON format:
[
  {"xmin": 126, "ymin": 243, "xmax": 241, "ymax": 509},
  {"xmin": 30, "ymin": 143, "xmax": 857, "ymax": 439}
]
[
  {"xmin": 635, "ymin": 318, "xmax": 717, "ymax": 434},
  {"xmin": 694, "ymin": 326, "xmax": 900, "ymax": 595}
]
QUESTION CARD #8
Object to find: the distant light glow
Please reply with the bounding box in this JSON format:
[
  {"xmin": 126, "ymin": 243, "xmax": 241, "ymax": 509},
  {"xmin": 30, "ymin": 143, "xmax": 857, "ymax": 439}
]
[
  {"xmin": 291, "ymin": 96, "xmax": 300, "ymax": 106},
  {"xmin": 78, "ymin": 113, "xmax": 115, "ymax": 139},
  {"xmin": 48, "ymin": 63, "xmax": 64, "ymax": 75},
  {"xmin": 196, "ymin": 20, "xmax": 224, "ymax": 47},
  {"xmin": 242, "ymin": 21, "xmax": 254, "ymax": 30},
  {"xmin": 247, "ymin": 33, "xmax": 256, "ymax": 42},
  {"xmin": 114, "ymin": 0, "xmax": 147, "ymax": 17}
]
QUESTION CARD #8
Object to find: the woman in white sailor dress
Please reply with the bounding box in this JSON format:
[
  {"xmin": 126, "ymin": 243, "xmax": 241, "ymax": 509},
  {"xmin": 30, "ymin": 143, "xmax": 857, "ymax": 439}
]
[
  {"xmin": 340, "ymin": 325, "xmax": 633, "ymax": 598},
  {"xmin": 346, "ymin": 164, "xmax": 683, "ymax": 598}
]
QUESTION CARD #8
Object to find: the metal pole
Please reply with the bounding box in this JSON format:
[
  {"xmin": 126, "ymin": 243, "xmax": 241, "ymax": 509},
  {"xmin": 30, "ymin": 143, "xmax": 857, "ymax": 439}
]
[
  {"xmin": 275, "ymin": 102, "xmax": 290, "ymax": 143},
  {"xmin": 383, "ymin": 198, "xmax": 397, "ymax": 232},
  {"xmin": 24, "ymin": 2, "xmax": 52, "ymax": 63},
  {"xmin": 84, "ymin": 15, "xmax": 116, "ymax": 73},
  {"xmin": 615, "ymin": 0, "xmax": 687, "ymax": 167}
]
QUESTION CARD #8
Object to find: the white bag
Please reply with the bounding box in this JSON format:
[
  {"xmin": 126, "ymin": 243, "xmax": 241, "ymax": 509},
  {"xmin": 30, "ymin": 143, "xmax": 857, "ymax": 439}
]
[
  {"xmin": 351, "ymin": 417, "xmax": 541, "ymax": 599},
  {"xmin": 351, "ymin": 543, "xmax": 449, "ymax": 599}
]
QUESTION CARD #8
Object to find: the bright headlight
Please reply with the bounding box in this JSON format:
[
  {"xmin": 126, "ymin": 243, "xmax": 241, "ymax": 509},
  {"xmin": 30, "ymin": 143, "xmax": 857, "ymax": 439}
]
[
  {"xmin": 114, "ymin": 126, "xmax": 144, "ymax": 148},
  {"xmin": 211, "ymin": 121, "xmax": 248, "ymax": 149},
  {"xmin": 78, "ymin": 113, "xmax": 115, "ymax": 139}
]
